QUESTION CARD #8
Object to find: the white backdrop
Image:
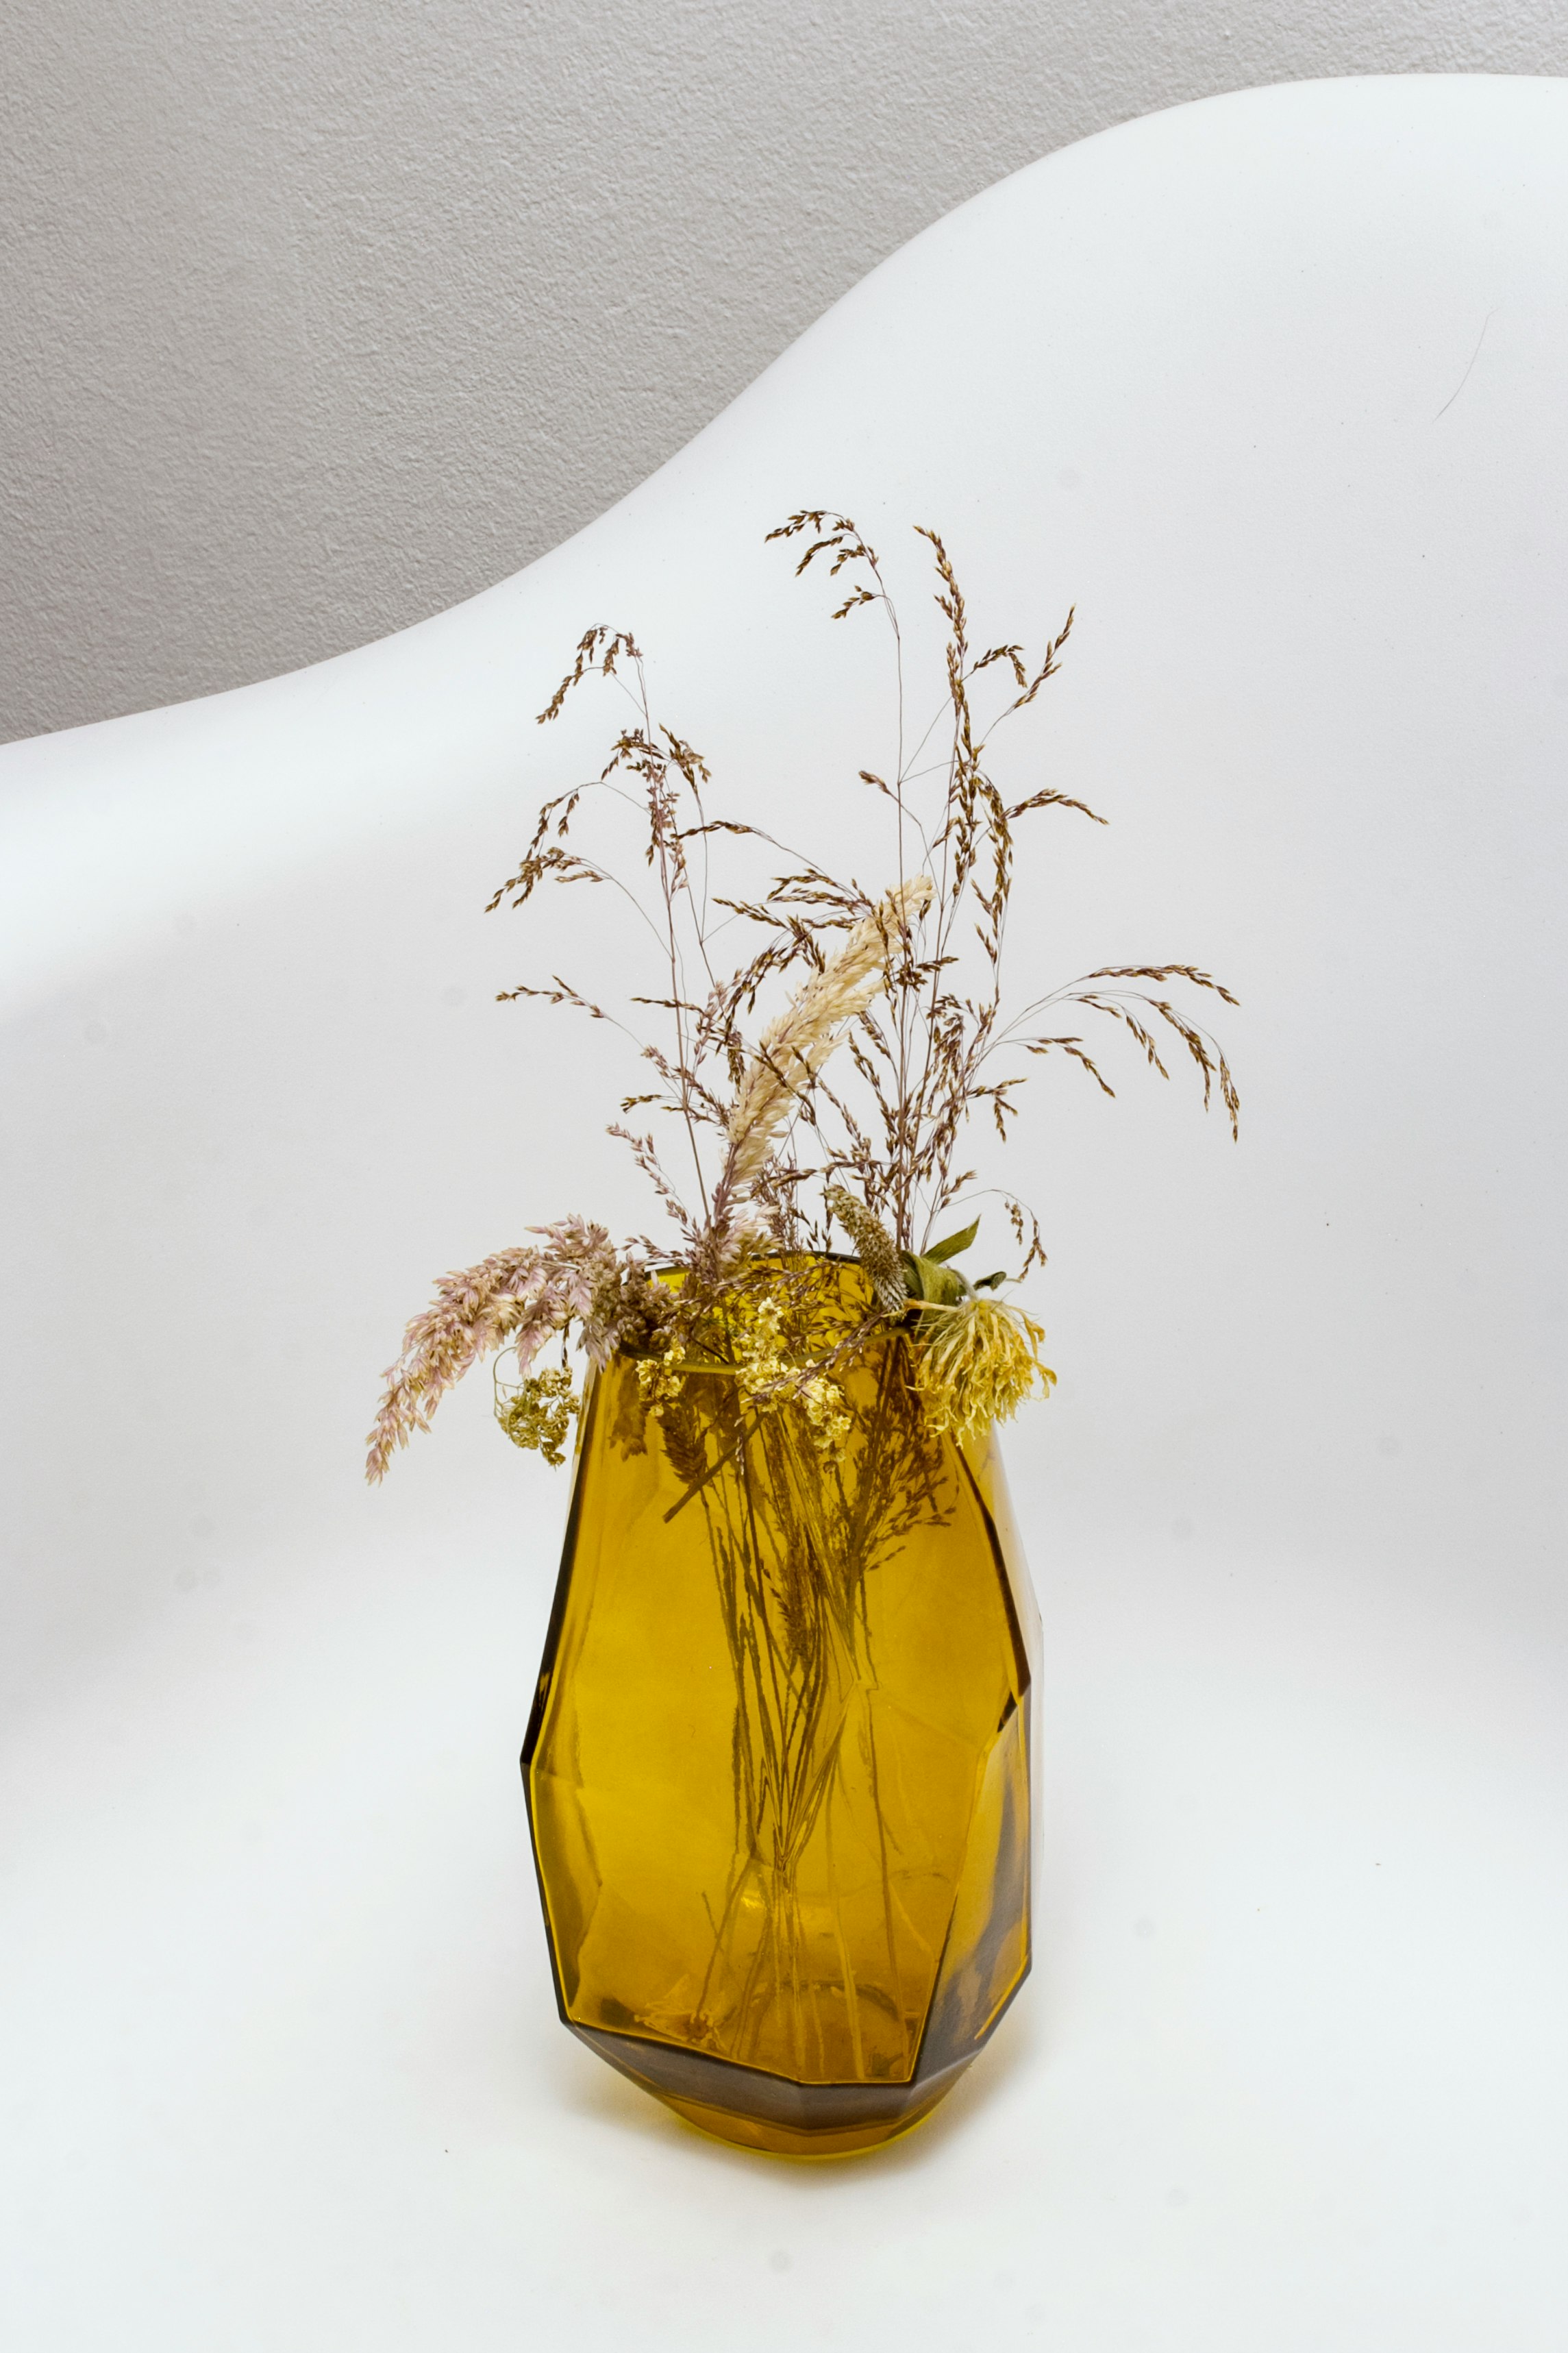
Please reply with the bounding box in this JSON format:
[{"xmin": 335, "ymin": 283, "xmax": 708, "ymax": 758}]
[{"xmin": 3, "ymin": 76, "xmax": 1567, "ymax": 2350}]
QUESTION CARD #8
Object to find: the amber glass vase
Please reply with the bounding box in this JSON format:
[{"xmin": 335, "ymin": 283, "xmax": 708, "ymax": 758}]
[{"xmin": 522, "ymin": 1264, "xmax": 1038, "ymax": 2158}]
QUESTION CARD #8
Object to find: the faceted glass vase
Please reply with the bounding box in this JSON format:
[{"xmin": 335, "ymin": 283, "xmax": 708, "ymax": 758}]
[{"xmin": 523, "ymin": 1273, "xmax": 1038, "ymax": 2158}]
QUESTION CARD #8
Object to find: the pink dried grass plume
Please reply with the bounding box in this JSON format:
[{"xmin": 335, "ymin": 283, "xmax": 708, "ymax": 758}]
[{"xmin": 365, "ymin": 1218, "xmax": 621, "ymax": 1482}]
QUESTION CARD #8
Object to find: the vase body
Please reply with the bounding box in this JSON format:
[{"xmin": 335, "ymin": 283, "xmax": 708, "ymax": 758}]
[{"xmin": 522, "ymin": 1270, "xmax": 1038, "ymax": 2157}]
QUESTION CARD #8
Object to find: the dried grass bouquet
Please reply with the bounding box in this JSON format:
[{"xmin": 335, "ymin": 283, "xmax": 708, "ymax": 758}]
[{"xmin": 366, "ymin": 512, "xmax": 1236, "ymax": 1483}]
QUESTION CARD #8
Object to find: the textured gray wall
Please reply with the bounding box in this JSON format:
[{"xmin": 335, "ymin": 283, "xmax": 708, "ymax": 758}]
[{"xmin": 2, "ymin": 2, "xmax": 1561, "ymax": 744}]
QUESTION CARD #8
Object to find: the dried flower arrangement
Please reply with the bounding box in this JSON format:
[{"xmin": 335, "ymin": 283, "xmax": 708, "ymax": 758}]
[
  {"xmin": 366, "ymin": 512, "xmax": 1237, "ymax": 1487},
  {"xmin": 364, "ymin": 513, "xmax": 1240, "ymax": 2147}
]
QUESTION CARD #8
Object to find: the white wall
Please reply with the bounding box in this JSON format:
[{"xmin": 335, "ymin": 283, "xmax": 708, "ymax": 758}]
[{"xmin": 3, "ymin": 1, "xmax": 1563, "ymax": 743}]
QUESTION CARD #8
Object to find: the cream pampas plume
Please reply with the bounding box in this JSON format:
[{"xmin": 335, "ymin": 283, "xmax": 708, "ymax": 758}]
[{"xmin": 723, "ymin": 876, "xmax": 932, "ymax": 1198}]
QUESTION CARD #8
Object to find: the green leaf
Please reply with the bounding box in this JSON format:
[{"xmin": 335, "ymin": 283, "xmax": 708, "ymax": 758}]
[
  {"xmin": 973, "ymin": 1270, "xmax": 1008, "ymax": 1291},
  {"xmin": 924, "ymin": 1216, "xmax": 980, "ymax": 1265},
  {"xmin": 902, "ymin": 1251, "xmax": 967, "ymax": 1306}
]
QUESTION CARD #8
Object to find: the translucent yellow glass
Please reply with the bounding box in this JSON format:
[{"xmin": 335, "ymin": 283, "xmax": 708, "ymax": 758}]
[{"xmin": 523, "ymin": 1268, "xmax": 1037, "ymax": 2157}]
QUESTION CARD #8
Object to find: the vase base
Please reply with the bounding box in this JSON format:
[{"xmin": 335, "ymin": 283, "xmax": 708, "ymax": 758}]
[
  {"xmin": 569, "ymin": 2018, "xmax": 983, "ymax": 2160},
  {"xmin": 659, "ymin": 2084, "xmax": 955, "ymax": 2159}
]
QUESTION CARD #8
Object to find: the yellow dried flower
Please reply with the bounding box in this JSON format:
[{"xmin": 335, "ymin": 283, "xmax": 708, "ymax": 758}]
[
  {"xmin": 638, "ymin": 1287, "xmax": 853, "ymax": 1466},
  {"xmin": 496, "ymin": 1366, "xmax": 580, "ymax": 1466},
  {"xmin": 799, "ymin": 1373, "xmax": 854, "ymax": 1464},
  {"xmin": 732, "ymin": 1296, "xmax": 787, "ymax": 1400},
  {"xmin": 636, "ymin": 1333, "xmax": 686, "ymax": 1411},
  {"xmin": 913, "ymin": 1294, "xmax": 1056, "ymax": 1444}
]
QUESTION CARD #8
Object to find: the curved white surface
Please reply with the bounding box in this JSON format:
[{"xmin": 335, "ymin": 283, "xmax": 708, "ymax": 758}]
[{"xmin": 3, "ymin": 75, "xmax": 1567, "ymax": 2350}]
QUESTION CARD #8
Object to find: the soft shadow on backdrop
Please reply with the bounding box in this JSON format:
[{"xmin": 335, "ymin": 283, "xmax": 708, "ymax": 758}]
[
  {"xmin": 2, "ymin": 73, "xmax": 1567, "ymax": 2353},
  {"xmin": 3, "ymin": 1, "xmax": 1567, "ymax": 740}
]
